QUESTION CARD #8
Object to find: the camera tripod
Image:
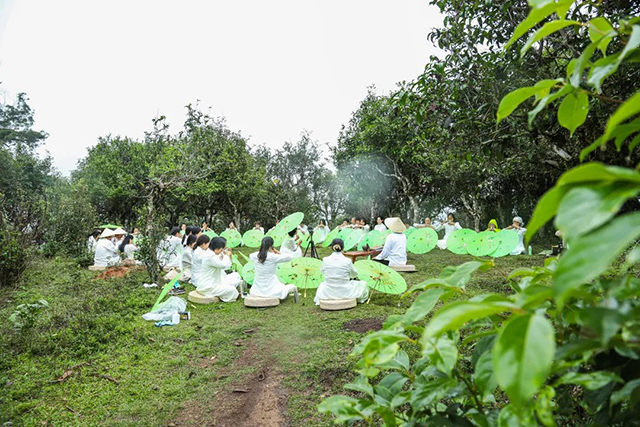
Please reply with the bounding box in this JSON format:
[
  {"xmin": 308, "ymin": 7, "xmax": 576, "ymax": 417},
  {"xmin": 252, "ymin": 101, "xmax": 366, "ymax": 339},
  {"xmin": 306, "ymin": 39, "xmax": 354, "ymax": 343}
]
[{"xmin": 303, "ymin": 228, "xmax": 319, "ymax": 259}]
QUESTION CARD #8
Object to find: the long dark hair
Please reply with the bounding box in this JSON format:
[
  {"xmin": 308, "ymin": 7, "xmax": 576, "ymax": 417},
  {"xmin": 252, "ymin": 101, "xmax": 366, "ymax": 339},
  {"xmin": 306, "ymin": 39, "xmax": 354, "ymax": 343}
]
[
  {"xmin": 119, "ymin": 235, "xmax": 133, "ymax": 252},
  {"xmin": 257, "ymin": 237, "xmax": 274, "ymax": 264},
  {"xmin": 182, "ymin": 225, "xmax": 194, "ymax": 245},
  {"xmin": 330, "ymin": 238, "xmax": 344, "ymax": 252},
  {"xmin": 288, "ymin": 229, "xmax": 297, "ymax": 237},
  {"xmin": 196, "ymin": 235, "xmax": 210, "ymax": 248}
]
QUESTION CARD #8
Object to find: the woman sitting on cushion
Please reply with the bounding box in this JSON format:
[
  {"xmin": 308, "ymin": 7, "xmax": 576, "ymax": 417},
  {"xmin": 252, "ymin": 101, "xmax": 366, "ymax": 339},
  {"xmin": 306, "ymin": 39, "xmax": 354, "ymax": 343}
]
[
  {"xmin": 249, "ymin": 236, "xmax": 299, "ymax": 302},
  {"xmin": 314, "ymin": 238, "xmax": 369, "ymax": 305},
  {"xmin": 196, "ymin": 237, "xmax": 244, "ymax": 302}
]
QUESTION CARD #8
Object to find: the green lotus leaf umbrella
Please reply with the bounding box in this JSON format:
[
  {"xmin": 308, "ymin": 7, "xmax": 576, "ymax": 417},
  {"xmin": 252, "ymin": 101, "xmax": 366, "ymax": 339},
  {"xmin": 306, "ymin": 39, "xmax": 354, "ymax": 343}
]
[
  {"xmin": 274, "ymin": 212, "xmax": 304, "ymax": 233},
  {"xmin": 354, "ymin": 260, "xmax": 407, "ymax": 302},
  {"xmin": 100, "ymin": 223, "xmax": 122, "ymax": 229},
  {"xmin": 203, "ymin": 230, "xmax": 218, "ymax": 239},
  {"xmin": 220, "ymin": 229, "xmax": 242, "ymax": 248},
  {"xmin": 367, "ymin": 230, "xmax": 388, "ymax": 248},
  {"xmin": 447, "ymin": 229, "xmax": 477, "ymax": 255},
  {"xmin": 468, "ymin": 230, "xmax": 501, "ymax": 257},
  {"xmin": 343, "ymin": 229, "xmax": 362, "ymax": 251},
  {"xmin": 242, "ymin": 261, "xmax": 255, "ymax": 285},
  {"xmin": 338, "ymin": 227, "xmax": 354, "ymax": 240},
  {"xmin": 243, "ymin": 229, "xmax": 264, "ymax": 248},
  {"xmin": 311, "ymin": 228, "xmax": 328, "ymax": 244},
  {"xmin": 322, "ymin": 227, "xmax": 341, "ymax": 247},
  {"xmin": 407, "ymin": 228, "xmax": 439, "ymax": 254},
  {"xmin": 358, "ymin": 230, "xmax": 378, "ymax": 250},
  {"xmin": 276, "ymin": 261, "xmax": 295, "ymax": 284},
  {"xmin": 266, "ymin": 227, "xmax": 287, "ymax": 247},
  {"xmin": 404, "ymin": 227, "xmax": 418, "ymax": 237},
  {"xmin": 279, "ymin": 258, "xmax": 323, "ymax": 297},
  {"xmin": 489, "ymin": 229, "xmax": 520, "ymax": 258},
  {"xmin": 299, "ymin": 232, "xmax": 312, "ymax": 249},
  {"xmin": 230, "ymin": 255, "xmax": 243, "ymax": 273}
]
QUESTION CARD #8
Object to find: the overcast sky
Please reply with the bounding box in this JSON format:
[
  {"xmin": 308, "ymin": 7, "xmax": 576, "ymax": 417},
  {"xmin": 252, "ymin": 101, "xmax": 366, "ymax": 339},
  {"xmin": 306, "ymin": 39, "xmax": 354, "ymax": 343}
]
[{"xmin": 0, "ymin": 0, "xmax": 442, "ymax": 175}]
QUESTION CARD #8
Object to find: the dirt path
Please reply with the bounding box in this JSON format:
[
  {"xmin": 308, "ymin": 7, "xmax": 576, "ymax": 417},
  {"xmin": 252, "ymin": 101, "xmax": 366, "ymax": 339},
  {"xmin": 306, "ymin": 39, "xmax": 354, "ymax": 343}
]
[{"xmin": 172, "ymin": 338, "xmax": 289, "ymax": 427}]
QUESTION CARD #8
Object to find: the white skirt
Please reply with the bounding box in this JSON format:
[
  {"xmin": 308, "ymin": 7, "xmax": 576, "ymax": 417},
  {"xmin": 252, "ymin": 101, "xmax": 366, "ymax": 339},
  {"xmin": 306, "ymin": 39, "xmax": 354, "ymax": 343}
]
[{"xmin": 314, "ymin": 280, "xmax": 369, "ymax": 305}]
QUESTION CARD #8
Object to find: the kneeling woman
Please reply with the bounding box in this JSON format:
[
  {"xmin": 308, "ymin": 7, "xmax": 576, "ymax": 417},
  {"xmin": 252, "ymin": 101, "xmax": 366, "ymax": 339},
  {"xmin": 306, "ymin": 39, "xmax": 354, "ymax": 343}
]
[
  {"xmin": 314, "ymin": 238, "xmax": 369, "ymax": 305},
  {"xmin": 280, "ymin": 229, "xmax": 302, "ymax": 258},
  {"xmin": 249, "ymin": 237, "xmax": 299, "ymax": 302},
  {"xmin": 197, "ymin": 237, "xmax": 244, "ymax": 302}
]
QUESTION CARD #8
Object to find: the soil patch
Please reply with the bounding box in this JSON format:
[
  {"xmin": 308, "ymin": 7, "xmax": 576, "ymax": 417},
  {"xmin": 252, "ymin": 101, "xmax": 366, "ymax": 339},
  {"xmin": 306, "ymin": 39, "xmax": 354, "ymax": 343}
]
[
  {"xmin": 343, "ymin": 317, "xmax": 384, "ymax": 334},
  {"xmin": 93, "ymin": 267, "xmax": 132, "ymax": 280},
  {"xmin": 173, "ymin": 340, "xmax": 288, "ymax": 427}
]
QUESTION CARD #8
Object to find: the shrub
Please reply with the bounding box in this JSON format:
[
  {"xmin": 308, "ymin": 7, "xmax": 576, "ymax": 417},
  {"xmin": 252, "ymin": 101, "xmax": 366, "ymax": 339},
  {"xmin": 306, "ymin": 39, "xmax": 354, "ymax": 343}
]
[{"xmin": 0, "ymin": 230, "xmax": 29, "ymax": 287}]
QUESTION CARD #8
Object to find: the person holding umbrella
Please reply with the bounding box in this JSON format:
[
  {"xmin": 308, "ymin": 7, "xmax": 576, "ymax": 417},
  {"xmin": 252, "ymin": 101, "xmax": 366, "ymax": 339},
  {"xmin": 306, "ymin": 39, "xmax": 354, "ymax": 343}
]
[
  {"xmin": 249, "ymin": 237, "xmax": 299, "ymax": 302},
  {"xmin": 314, "ymin": 238, "xmax": 369, "ymax": 305},
  {"xmin": 280, "ymin": 229, "xmax": 302, "ymax": 258},
  {"xmin": 373, "ymin": 218, "xmax": 407, "ymax": 266},
  {"xmin": 436, "ymin": 214, "xmax": 462, "ymax": 250},
  {"xmin": 504, "ymin": 216, "xmax": 527, "ymax": 255}
]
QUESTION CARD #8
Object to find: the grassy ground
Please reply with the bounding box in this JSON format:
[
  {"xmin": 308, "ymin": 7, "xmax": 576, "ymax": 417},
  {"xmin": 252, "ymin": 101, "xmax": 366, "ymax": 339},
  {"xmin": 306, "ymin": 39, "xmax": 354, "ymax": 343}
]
[{"xmin": 0, "ymin": 248, "xmax": 545, "ymax": 426}]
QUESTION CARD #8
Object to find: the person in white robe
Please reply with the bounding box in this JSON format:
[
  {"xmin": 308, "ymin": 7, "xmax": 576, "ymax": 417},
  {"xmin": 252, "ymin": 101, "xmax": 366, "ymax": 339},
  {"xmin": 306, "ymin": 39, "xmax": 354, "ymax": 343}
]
[
  {"xmin": 280, "ymin": 229, "xmax": 302, "ymax": 258},
  {"xmin": 505, "ymin": 216, "xmax": 527, "ymax": 255},
  {"xmin": 298, "ymin": 222, "xmax": 309, "ymax": 235},
  {"xmin": 314, "ymin": 238, "xmax": 369, "ymax": 305},
  {"xmin": 253, "ymin": 221, "xmax": 265, "ymax": 234},
  {"xmin": 180, "ymin": 235, "xmax": 197, "ymax": 282},
  {"xmin": 374, "ymin": 217, "xmax": 387, "ymax": 233},
  {"xmin": 93, "ymin": 229, "xmax": 122, "ymax": 267},
  {"xmin": 313, "ymin": 220, "xmax": 329, "ymax": 244},
  {"xmin": 436, "ymin": 214, "xmax": 462, "ymax": 250},
  {"xmin": 417, "ymin": 217, "xmax": 436, "ymax": 229},
  {"xmin": 374, "ymin": 217, "xmax": 408, "ymax": 266},
  {"xmin": 191, "ymin": 236, "xmax": 210, "ymax": 286},
  {"xmin": 249, "ymin": 237, "xmax": 299, "ymax": 301},
  {"xmin": 338, "ymin": 220, "xmax": 350, "ymax": 230},
  {"xmin": 161, "ymin": 227, "xmax": 183, "ymax": 269},
  {"xmin": 196, "ymin": 237, "xmax": 243, "ymax": 302},
  {"xmin": 87, "ymin": 230, "xmax": 100, "ymax": 253}
]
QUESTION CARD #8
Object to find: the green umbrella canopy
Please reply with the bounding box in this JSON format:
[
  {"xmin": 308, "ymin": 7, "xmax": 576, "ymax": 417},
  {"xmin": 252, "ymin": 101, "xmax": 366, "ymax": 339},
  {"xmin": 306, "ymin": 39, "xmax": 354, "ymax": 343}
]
[
  {"xmin": 276, "ymin": 261, "xmax": 295, "ymax": 284},
  {"xmin": 354, "ymin": 260, "xmax": 407, "ymax": 295},
  {"xmin": 266, "ymin": 227, "xmax": 287, "ymax": 247},
  {"xmin": 220, "ymin": 229, "xmax": 242, "ymax": 248},
  {"xmin": 230, "ymin": 255, "xmax": 243, "ymax": 272},
  {"xmin": 338, "ymin": 227, "xmax": 354, "ymax": 240},
  {"xmin": 284, "ymin": 257, "xmax": 324, "ymax": 289},
  {"xmin": 404, "ymin": 227, "xmax": 417, "ymax": 237},
  {"xmin": 407, "ymin": 228, "xmax": 439, "ymax": 254},
  {"xmin": 100, "ymin": 224, "xmax": 122, "ymax": 229},
  {"xmin": 243, "ymin": 229, "xmax": 264, "ymax": 248},
  {"xmin": 311, "ymin": 229, "xmax": 327, "ymax": 244},
  {"xmin": 299, "ymin": 232, "xmax": 312, "ymax": 249},
  {"xmin": 468, "ymin": 230, "xmax": 501, "ymax": 257},
  {"xmin": 367, "ymin": 230, "xmax": 388, "ymax": 248},
  {"xmin": 489, "ymin": 229, "xmax": 520, "ymax": 258},
  {"xmin": 322, "ymin": 227, "xmax": 341, "ymax": 247},
  {"xmin": 342, "ymin": 229, "xmax": 362, "ymax": 251},
  {"xmin": 203, "ymin": 230, "xmax": 218, "ymax": 239},
  {"xmin": 274, "ymin": 212, "xmax": 305, "ymax": 233},
  {"xmin": 358, "ymin": 230, "xmax": 379, "ymax": 250},
  {"xmin": 447, "ymin": 229, "xmax": 477, "ymax": 255},
  {"xmin": 242, "ymin": 261, "xmax": 255, "ymax": 285}
]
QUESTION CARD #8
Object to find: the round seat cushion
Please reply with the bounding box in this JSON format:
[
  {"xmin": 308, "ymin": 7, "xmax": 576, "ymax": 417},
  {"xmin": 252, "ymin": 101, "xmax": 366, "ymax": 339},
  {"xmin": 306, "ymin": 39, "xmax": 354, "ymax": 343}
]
[
  {"xmin": 244, "ymin": 295, "xmax": 280, "ymax": 308},
  {"xmin": 188, "ymin": 290, "xmax": 220, "ymax": 304},
  {"xmin": 88, "ymin": 265, "xmax": 107, "ymax": 271},
  {"xmin": 319, "ymin": 298, "xmax": 357, "ymax": 311}
]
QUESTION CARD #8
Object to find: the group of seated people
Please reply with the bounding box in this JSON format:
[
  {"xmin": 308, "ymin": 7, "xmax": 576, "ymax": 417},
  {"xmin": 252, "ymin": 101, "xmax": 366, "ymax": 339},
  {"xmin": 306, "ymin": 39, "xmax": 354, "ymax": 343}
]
[
  {"xmin": 89, "ymin": 227, "xmax": 141, "ymax": 267},
  {"xmin": 411, "ymin": 214, "xmax": 528, "ymax": 255}
]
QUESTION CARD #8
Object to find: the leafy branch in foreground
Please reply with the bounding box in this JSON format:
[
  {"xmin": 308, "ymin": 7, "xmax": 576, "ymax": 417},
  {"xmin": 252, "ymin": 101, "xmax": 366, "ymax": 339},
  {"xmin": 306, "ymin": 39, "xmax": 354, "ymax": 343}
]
[{"xmin": 320, "ymin": 1, "xmax": 640, "ymax": 425}]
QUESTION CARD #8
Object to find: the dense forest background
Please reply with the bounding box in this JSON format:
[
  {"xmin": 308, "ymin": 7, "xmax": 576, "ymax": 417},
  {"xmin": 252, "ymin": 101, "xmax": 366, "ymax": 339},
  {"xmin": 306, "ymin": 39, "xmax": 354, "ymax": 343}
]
[{"xmin": 1, "ymin": 0, "xmax": 638, "ymax": 267}]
